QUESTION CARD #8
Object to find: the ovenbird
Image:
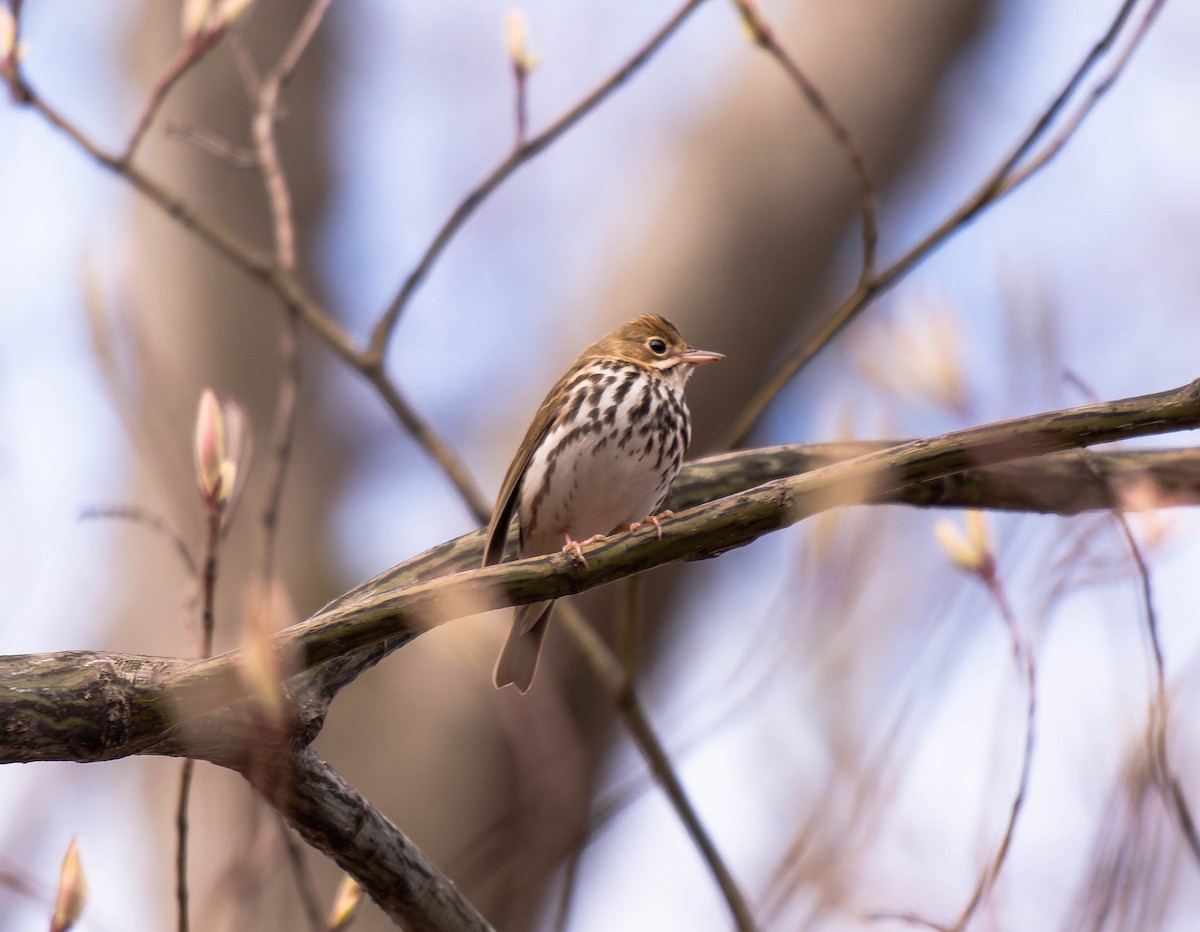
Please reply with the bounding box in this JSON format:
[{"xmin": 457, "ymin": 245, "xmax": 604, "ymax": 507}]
[{"xmin": 483, "ymin": 315, "xmax": 723, "ymax": 692}]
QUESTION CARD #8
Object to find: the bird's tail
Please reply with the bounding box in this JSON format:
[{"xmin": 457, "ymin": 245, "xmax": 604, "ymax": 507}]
[{"xmin": 493, "ymin": 601, "xmax": 555, "ymax": 693}]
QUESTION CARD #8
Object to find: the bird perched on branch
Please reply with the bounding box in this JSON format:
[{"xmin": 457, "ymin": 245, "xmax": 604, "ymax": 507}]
[{"xmin": 483, "ymin": 314, "xmax": 723, "ymax": 692}]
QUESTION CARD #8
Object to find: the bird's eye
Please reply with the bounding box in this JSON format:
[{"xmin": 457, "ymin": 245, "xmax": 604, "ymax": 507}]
[{"xmin": 648, "ymin": 338, "xmax": 668, "ymax": 355}]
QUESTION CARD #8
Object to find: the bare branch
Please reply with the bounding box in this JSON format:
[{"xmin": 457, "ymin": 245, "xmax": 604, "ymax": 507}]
[
  {"xmin": 246, "ymin": 0, "xmax": 337, "ymax": 575},
  {"xmin": 1110, "ymin": 505, "xmax": 1200, "ymax": 867},
  {"xmin": 6, "ymin": 380, "xmax": 1200, "ymax": 767},
  {"xmin": 124, "ymin": 41, "xmax": 210, "ymax": 163},
  {"xmin": 558, "ymin": 604, "xmax": 757, "ymax": 928},
  {"xmin": 734, "ymin": 0, "xmax": 877, "ymax": 282},
  {"xmin": 724, "ymin": 0, "xmax": 1163, "ymax": 447},
  {"xmin": 367, "ymin": 0, "xmax": 711, "ymax": 359},
  {"xmin": 164, "ymin": 122, "xmax": 258, "ymax": 168},
  {"xmin": 175, "ymin": 759, "xmax": 196, "ymax": 932},
  {"xmin": 363, "ymin": 366, "xmax": 491, "ymax": 521},
  {"xmin": 278, "ymin": 819, "xmax": 325, "ymax": 932},
  {"xmin": 252, "ymin": 0, "xmax": 335, "ymax": 270},
  {"xmin": 254, "ymin": 748, "xmax": 493, "ymax": 932},
  {"xmin": 81, "ymin": 506, "xmax": 197, "ymax": 577},
  {"xmin": 951, "ymin": 574, "xmax": 1037, "ymax": 931}
]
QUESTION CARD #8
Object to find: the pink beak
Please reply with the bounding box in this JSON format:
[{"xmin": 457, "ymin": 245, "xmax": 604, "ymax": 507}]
[{"xmin": 680, "ymin": 348, "xmax": 724, "ymax": 367}]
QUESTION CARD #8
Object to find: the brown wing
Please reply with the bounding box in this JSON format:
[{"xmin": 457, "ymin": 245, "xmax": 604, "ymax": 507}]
[{"xmin": 481, "ymin": 379, "xmax": 568, "ymax": 567}]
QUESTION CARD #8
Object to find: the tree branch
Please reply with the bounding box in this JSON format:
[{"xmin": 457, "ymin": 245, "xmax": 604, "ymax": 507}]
[
  {"xmin": 723, "ymin": 0, "xmax": 1163, "ymax": 447},
  {"xmin": 4, "ymin": 379, "xmax": 1200, "ymax": 768},
  {"xmin": 4, "ymin": 382, "xmax": 1199, "ymax": 923},
  {"xmin": 255, "ymin": 748, "xmax": 493, "ymax": 931},
  {"xmin": 366, "ymin": 0, "xmax": 711, "ymax": 358}
]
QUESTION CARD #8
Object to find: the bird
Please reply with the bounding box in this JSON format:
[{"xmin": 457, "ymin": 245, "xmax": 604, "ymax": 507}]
[{"xmin": 483, "ymin": 314, "xmax": 723, "ymax": 692}]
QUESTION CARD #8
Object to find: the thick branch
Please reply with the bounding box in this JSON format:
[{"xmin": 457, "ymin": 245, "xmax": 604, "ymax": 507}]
[
  {"xmin": 4, "ymin": 381, "xmax": 1200, "ymax": 767},
  {"xmin": 255, "ymin": 748, "xmax": 493, "ymax": 931}
]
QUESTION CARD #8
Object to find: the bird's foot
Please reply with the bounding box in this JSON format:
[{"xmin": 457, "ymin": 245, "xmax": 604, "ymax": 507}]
[
  {"xmin": 562, "ymin": 533, "xmax": 606, "ymax": 567},
  {"xmin": 627, "ymin": 510, "xmax": 675, "ymax": 541}
]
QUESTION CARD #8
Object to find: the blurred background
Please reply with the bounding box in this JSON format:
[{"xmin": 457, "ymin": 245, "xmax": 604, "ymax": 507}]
[{"xmin": 3, "ymin": 0, "xmax": 1200, "ymax": 929}]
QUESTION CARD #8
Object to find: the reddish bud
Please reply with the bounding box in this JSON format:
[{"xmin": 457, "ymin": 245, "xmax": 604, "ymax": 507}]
[{"xmin": 194, "ymin": 388, "xmax": 225, "ymax": 501}]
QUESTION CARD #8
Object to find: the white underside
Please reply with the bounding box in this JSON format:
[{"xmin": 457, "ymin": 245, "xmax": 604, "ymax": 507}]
[{"xmin": 518, "ymin": 366, "xmax": 689, "ymax": 555}]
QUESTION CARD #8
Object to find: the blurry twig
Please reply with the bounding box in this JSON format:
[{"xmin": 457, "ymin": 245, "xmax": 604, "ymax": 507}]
[
  {"xmin": 124, "ymin": 44, "xmax": 209, "ymax": 163},
  {"xmin": 176, "ymin": 499, "xmax": 223, "ymax": 932},
  {"xmin": 872, "ymin": 520, "xmax": 1037, "ymax": 930},
  {"xmin": 164, "ymin": 122, "xmax": 258, "ymax": 168},
  {"xmin": 504, "ymin": 11, "xmax": 538, "ymax": 147},
  {"xmin": 4, "ymin": 53, "xmax": 486, "ymax": 519},
  {"xmin": 176, "ymin": 760, "xmax": 197, "ymax": 932},
  {"xmin": 235, "ymin": 0, "xmax": 325, "ymax": 855},
  {"xmin": 1110, "ymin": 507, "xmax": 1200, "ymax": 867},
  {"xmin": 734, "ymin": 0, "xmax": 877, "ymax": 283},
  {"xmin": 247, "ymin": 0, "xmax": 335, "ymax": 577},
  {"xmin": 953, "ymin": 565, "xmax": 1037, "ymax": 931},
  {"xmin": 279, "ymin": 818, "xmax": 325, "ymax": 932},
  {"xmin": 253, "ymin": 748, "xmax": 493, "ymax": 931},
  {"xmin": 724, "ymin": 0, "xmax": 1164, "ymax": 447},
  {"xmin": 261, "ymin": 309, "xmax": 301, "ymax": 579},
  {"xmin": 366, "ymin": 0, "xmax": 711, "ymax": 358},
  {"xmin": 1067, "ymin": 372, "xmax": 1200, "ymax": 867},
  {"xmin": 617, "ymin": 574, "xmax": 645, "ymax": 676},
  {"xmin": 558, "ymin": 605, "xmax": 759, "ymax": 932},
  {"xmin": 80, "ymin": 506, "xmax": 197, "ymax": 577},
  {"xmin": 252, "ymin": 0, "xmax": 333, "ymax": 271}
]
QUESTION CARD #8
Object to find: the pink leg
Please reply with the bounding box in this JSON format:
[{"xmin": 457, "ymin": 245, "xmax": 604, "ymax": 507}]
[
  {"xmin": 626, "ymin": 510, "xmax": 675, "ymax": 541},
  {"xmin": 562, "ymin": 533, "xmax": 606, "ymax": 567}
]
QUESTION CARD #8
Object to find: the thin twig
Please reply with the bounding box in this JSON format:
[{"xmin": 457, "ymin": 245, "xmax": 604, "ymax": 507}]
[
  {"xmin": 199, "ymin": 510, "xmax": 221, "ymax": 657},
  {"xmin": 253, "ymin": 0, "xmax": 335, "ymax": 270},
  {"xmin": 950, "ymin": 571, "xmax": 1037, "ymax": 931},
  {"xmin": 228, "ymin": 36, "xmax": 262, "ymax": 102},
  {"xmin": 723, "ymin": 0, "xmax": 1162, "ymax": 447},
  {"xmin": 557, "ymin": 605, "xmax": 759, "ymax": 932},
  {"xmin": 12, "ymin": 71, "xmax": 485, "ymax": 513},
  {"xmin": 80, "ymin": 506, "xmax": 197, "ymax": 577},
  {"xmin": 735, "ymin": 0, "xmax": 877, "ymax": 282},
  {"xmin": 367, "ymin": 0, "xmax": 711, "ymax": 359},
  {"xmin": 364, "ymin": 367, "xmax": 491, "ymax": 520},
  {"xmin": 994, "ymin": 0, "xmax": 1165, "ymax": 196},
  {"xmin": 249, "ymin": 0, "xmax": 336, "ymax": 575},
  {"xmin": 164, "ymin": 122, "xmax": 258, "ymax": 168},
  {"xmin": 279, "ymin": 817, "xmax": 326, "ymax": 932},
  {"xmin": 261, "ymin": 308, "xmax": 301, "ymax": 580},
  {"xmin": 617, "ymin": 574, "xmax": 644, "ymax": 676},
  {"xmin": 870, "ymin": 546, "xmax": 1037, "ymax": 932},
  {"xmin": 511, "ymin": 67, "xmax": 529, "ymax": 147},
  {"xmin": 1110, "ymin": 511, "xmax": 1200, "ymax": 867},
  {"xmin": 1065, "ymin": 364, "xmax": 1200, "ymax": 870},
  {"xmin": 6, "ymin": 68, "xmax": 359, "ymax": 359},
  {"xmin": 864, "ymin": 911, "xmax": 949, "ymax": 932},
  {"xmin": 176, "ymin": 758, "xmax": 196, "ymax": 932},
  {"xmin": 124, "ymin": 38, "xmax": 214, "ymax": 163},
  {"xmin": 177, "ymin": 506, "xmax": 223, "ymax": 932},
  {"xmin": 270, "ymin": 0, "xmax": 334, "ymax": 92}
]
